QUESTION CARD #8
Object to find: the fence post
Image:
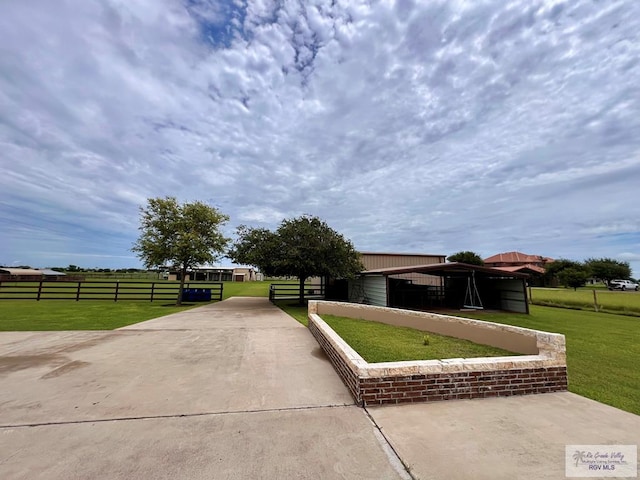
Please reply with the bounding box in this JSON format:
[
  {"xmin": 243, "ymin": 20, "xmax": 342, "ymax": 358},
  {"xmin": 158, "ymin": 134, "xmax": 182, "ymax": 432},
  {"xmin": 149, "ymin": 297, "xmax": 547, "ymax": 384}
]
[
  {"xmin": 150, "ymin": 282, "xmax": 155, "ymax": 302},
  {"xmin": 593, "ymin": 289, "xmax": 599, "ymax": 312},
  {"xmin": 114, "ymin": 281, "xmax": 119, "ymax": 302},
  {"xmin": 37, "ymin": 280, "xmax": 43, "ymax": 301},
  {"xmin": 76, "ymin": 282, "xmax": 81, "ymax": 302}
]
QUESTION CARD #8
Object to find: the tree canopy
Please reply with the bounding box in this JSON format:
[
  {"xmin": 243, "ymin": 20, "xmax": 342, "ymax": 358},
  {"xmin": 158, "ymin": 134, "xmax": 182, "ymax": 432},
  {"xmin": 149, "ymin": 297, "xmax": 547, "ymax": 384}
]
[
  {"xmin": 228, "ymin": 215, "xmax": 363, "ymax": 304},
  {"xmin": 584, "ymin": 258, "xmax": 631, "ymax": 284},
  {"xmin": 132, "ymin": 197, "xmax": 229, "ymax": 305},
  {"xmin": 543, "ymin": 258, "xmax": 583, "ymax": 285},
  {"xmin": 544, "ymin": 257, "xmax": 632, "ymax": 287},
  {"xmin": 557, "ymin": 266, "xmax": 590, "ymax": 290},
  {"xmin": 447, "ymin": 251, "xmax": 484, "ymax": 265}
]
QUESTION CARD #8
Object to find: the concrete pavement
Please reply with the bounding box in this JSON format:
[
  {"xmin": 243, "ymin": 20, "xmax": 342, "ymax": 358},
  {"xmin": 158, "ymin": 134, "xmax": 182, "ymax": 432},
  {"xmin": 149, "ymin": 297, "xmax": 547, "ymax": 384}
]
[
  {"xmin": 0, "ymin": 297, "xmax": 406, "ymax": 479},
  {"xmin": 370, "ymin": 392, "xmax": 640, "ymax": 480}
]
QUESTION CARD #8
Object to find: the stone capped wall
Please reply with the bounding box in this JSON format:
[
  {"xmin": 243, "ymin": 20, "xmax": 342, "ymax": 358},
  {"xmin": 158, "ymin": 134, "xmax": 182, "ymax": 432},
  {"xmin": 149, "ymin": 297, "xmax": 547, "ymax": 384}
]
[{"xmin": 308, "ymin": 301, "xmax": 568, "ymax": 407}]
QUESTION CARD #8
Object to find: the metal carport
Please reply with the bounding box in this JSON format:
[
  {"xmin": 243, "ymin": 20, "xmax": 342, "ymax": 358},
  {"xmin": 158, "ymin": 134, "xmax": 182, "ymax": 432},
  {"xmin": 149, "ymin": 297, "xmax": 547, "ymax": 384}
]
[{"xmin": 350, "ymin": 262, "xmax": 530, "ymax": 314}]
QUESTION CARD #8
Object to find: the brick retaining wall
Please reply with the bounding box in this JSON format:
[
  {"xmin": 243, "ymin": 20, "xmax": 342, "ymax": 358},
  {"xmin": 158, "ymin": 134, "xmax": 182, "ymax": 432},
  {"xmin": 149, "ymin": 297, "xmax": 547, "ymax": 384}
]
[
  {"xmin": 359, "ymin": 367, "xmax": 568, "ymax": 406},
  {"xmin": 308, "ymin": 319, "xmax": 360, "ymax": 401},
  {"xmin": 308, "ymin": 301, "xmax": 568, "ymax": 407}
]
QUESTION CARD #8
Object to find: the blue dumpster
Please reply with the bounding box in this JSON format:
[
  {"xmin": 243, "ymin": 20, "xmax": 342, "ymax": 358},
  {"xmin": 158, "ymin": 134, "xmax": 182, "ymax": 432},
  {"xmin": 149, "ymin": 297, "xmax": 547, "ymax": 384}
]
[
  {"xmin": 182, "ymin": 288, "xmax": 194, "ymax": 302},
  {"xmin": 182, "ymin": 288, "xmax": 211, "ymax": 302}
]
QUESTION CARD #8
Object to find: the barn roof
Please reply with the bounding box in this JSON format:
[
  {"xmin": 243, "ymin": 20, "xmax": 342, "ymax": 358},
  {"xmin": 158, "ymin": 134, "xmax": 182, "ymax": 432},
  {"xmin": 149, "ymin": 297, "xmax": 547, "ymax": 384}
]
[
  {"xmin": 359, "ymin": 251, "xmax": 446, "ymax": 258},
  {"xmin": 37, "ymin": 269, "xmax": 66, "ymax": 276},
  {"xmin": 0, "ymin": 268, "xmax": 44, "ymax": 275}
]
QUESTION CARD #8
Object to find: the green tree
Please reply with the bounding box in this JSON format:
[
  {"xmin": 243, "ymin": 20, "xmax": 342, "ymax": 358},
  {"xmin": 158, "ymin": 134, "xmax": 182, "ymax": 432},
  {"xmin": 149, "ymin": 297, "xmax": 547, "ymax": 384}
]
[
  {"xmin": 558, "ymin": 266, "xmax": 590, "ymax": 290},
  {"xmin": 544, "ymin": 259, "xmax": 584, "ymax": 286},
  {"xmin": 584, "ymin": 258, "xmax": 631, "ymax": 285},
  {"xmin": 228, "ymin": 215, "xmax": 363, "ymax": 305},
  {"xmin": 447, "ymin": 251, "xmax": 484, "ymax": 265},
  {"xmin": 132, "ymin": 197, "xmax": 229, "ymax": 305}
]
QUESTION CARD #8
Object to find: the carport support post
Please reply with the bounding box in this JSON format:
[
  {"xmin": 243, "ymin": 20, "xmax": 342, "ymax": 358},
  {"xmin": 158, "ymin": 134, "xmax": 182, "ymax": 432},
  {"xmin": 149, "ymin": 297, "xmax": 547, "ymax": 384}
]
[{"xmin": 523, "ymin": 279, "xmax": 530, "ymax": 314}]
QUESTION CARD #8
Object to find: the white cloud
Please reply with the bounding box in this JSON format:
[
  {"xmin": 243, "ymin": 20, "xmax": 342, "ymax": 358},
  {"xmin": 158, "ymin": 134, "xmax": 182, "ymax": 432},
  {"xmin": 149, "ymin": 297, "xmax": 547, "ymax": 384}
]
[{"xmin": 0, "ymin": 0, "xmax": 639, "ymax": 275}]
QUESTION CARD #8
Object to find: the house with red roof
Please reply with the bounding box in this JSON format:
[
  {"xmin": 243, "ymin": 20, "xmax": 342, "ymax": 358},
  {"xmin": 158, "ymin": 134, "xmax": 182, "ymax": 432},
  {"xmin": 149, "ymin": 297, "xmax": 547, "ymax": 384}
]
[{"xmin": 483, "ymin": 252, "xmax": 553, "ymax": 285}]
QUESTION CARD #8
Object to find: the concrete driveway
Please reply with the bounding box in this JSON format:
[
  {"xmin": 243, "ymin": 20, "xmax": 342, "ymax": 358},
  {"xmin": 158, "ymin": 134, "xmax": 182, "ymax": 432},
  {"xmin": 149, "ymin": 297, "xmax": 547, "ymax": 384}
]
[
  {"xmin": 370, "ymin": 392, "xmax": 640, "ymax": 480},
  {"xmin": 0, "ymin": 297, "xmax": 406, "ymax": 479}
]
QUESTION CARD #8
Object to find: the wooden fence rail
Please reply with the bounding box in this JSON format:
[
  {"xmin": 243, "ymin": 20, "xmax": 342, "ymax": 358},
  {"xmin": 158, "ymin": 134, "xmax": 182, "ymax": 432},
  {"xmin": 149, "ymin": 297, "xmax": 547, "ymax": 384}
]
[{"xmin": 0, "ymin": 281, "xmax": 223, "ymax": 302}]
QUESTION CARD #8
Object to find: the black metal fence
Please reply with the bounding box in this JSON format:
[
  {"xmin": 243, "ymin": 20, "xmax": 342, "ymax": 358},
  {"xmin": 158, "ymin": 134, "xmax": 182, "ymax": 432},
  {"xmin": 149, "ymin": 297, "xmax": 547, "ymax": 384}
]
[
  {"xmin": 0, "ymin": 281, "xmax": 223, "ymax": 302},
  {"xmin": 268, "ymin": 283, "xmax": 325, "ymax": 303}
]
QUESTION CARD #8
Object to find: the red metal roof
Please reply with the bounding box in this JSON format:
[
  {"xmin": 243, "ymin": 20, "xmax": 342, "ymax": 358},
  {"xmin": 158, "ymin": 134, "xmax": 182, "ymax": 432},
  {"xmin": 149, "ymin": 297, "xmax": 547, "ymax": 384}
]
[
  {"xmin": 483, "ymin": 251, "xmax": 552, "ymax": 264},
  {"xmin": 495, "ymin": 264, "xmax": 545, "ymax": 275}
]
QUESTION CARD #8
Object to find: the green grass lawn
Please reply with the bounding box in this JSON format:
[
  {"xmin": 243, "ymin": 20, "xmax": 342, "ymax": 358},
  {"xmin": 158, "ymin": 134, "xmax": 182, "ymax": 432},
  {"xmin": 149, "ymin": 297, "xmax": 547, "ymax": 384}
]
[
  {"xmin": 531, "ymin": 287, "xmax": 640, "ymax": 316},
  {"xmin": 0, "ymin": 301, "xmax": 198, "ymax": 330},
  {"xmin": 457, "ymin": 306, "xmax": 640, "ymax": 415},
  {"xmin": 274, "ymin": 301, "xmax": 309, "ymax": 325},
  {"xmin": 222, "ymin": 281, "xmax": 275, "ymax": 299},
  {"xmin": 320, "ymin": 314, "xmax": 518, "ymax": 362}
]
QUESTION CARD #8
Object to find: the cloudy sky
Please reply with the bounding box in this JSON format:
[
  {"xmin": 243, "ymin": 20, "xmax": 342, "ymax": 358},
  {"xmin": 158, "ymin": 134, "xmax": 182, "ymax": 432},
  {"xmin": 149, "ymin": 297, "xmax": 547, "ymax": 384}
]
[{"xmin": 1, "ymin": 0, "xmax": 639, "ymax": 275}]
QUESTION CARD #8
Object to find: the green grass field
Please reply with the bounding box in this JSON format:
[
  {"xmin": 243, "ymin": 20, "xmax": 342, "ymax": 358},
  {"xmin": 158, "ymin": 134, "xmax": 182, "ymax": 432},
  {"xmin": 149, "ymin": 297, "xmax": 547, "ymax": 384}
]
[
  {"xmin": 221, "ymin": 281, "xmax": 273, "ymax": 299},
  {"xmin": 321, "ymin": 314, "xmax": 519, "ymax": 362},
  {"xmin": 458, "ymin": 306, "xmax": 640, "ymax": 415},
  {"xmin": 0, "ymin": 301, "xmax": 198, "ymax": 330},
  {"xmin": 531, "ymin": 287, "xmax": 640, "ymax": 316}
]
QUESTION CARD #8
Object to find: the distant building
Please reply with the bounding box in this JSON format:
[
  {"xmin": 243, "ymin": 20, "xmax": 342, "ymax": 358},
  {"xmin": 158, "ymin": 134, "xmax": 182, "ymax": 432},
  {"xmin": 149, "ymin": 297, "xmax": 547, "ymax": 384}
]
[
  {"xmin": 0, "ymin": 268, "xmax": 70, "ymax": 282},
  {"xmin": 483, "ymin": 251, "xmax": 553, "ymax": 286},
  {"xmin": 167, "ymin": 267, "xmax": 257, "ymax": 282},
  {"xmin": 38, "ymin": 269, "xmax": 68, "ymax": 280}
]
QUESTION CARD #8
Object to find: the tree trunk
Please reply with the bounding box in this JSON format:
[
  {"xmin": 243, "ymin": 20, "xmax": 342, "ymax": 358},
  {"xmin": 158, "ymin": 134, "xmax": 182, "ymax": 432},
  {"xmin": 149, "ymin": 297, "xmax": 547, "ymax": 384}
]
[
  {"xmin": 176, "ymin": 265, "xmax": 186, "ymax": 306},
  {"xmin": 298, "ymin": 276, "xmax": 307, "ymax": 306}
]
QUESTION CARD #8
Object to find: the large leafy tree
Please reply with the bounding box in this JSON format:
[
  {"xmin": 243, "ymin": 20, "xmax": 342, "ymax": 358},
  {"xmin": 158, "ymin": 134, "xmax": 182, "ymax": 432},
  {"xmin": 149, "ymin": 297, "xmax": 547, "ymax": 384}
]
[
  {"xmin": 447, "ymin": 251, "xmax": 484, "ymax": 266},
  {"xmin": 228, "ymin": 215, "xmax": 363, "ymax": 305},
  {"xmin": 558, "ymin": 266, "xmax": 590, "ymax": 290},
  {"xmin": 132, "ymin": 197, "xmax": 229, "ymax": 305},
  {"xmin": 584, "ymin": 258, "xmax": 631, "ymax": 285},
  {"xmin": 543, "ymin": 258, "xmax": 584, "ymax": 286}
]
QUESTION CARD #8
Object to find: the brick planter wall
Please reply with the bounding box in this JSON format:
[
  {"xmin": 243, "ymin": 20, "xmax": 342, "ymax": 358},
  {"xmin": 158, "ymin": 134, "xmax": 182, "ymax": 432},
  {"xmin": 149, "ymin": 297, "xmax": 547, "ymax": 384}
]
[
  {"xmin": 308, "ymin": 318, "xmax": 361, "ymax": 401},
  {"xmin": 359, "ymin": 367, "xmax": 568, "ymax": 406},
  {"xmin": 308, "ymin": 301, "xmax": 568, "ymax": 407}
]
